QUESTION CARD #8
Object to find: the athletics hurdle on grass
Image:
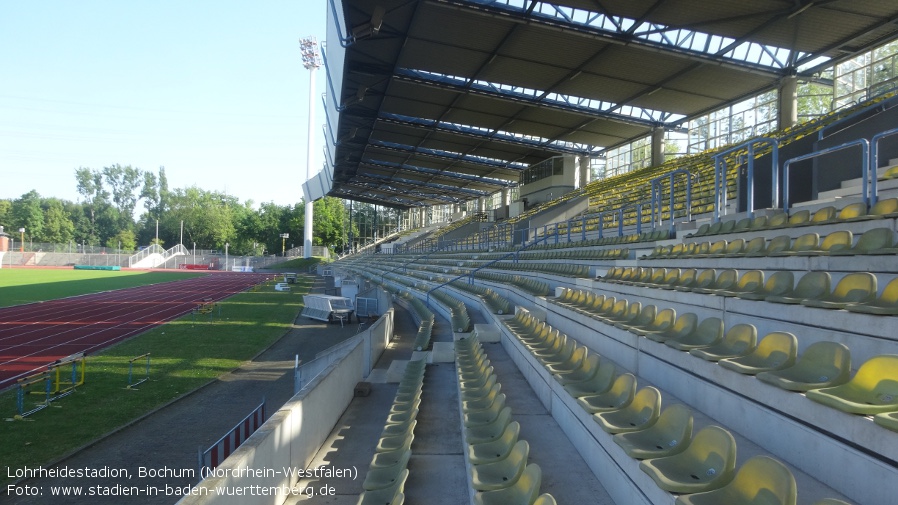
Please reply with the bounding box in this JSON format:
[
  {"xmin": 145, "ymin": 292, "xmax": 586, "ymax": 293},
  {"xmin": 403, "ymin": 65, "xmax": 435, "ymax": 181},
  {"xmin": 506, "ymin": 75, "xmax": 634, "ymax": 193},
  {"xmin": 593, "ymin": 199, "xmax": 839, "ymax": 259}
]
[
  {"xmin": 126, "ymin": 353, "xmax": 151, "ymax": 389},
  {"xmin": 196, "ymin": 397, "xmax": 267, "ymax": 479},
  {"xmin": 15, "ymin": 372, "xmax": 52, "ymax": 419},
  {"xmin": 47, "ymin": 352, "xmax": 85, "ymax": 399}
]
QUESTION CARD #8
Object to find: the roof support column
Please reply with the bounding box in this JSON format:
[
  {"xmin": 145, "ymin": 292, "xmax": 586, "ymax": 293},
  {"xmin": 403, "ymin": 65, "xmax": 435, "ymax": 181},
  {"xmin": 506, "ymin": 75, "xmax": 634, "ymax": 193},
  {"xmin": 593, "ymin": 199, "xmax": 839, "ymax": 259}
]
[
  {"xmin": 501, "ymin": 188, "xmax": 510, "ymax": 207},
  {"xmin": 652, "ymin": 127, "xmax": 666, "ymax": 168},
  {"xmin": 779, "ymin": 74, "xmax": 798, "ymax": 130},
  {"xmin": 578, "ymin": 155, "xmax": 591, "ymax": 189}
]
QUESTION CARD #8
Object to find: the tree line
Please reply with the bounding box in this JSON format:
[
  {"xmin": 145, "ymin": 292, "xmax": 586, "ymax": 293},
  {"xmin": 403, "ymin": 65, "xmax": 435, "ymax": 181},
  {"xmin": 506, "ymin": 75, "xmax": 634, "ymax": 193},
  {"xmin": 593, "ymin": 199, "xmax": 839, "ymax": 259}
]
[{"xmin": 0, "ymin": 165, "xmax": 351, "ymax": 256}]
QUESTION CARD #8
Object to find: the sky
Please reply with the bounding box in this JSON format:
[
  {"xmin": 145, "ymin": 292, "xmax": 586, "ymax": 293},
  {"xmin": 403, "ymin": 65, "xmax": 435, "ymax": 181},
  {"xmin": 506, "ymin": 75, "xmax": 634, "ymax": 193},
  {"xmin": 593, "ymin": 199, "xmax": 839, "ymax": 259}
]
[{"xmin": 0, "ymin": 1, "xmax": 328, "ymax": 209}]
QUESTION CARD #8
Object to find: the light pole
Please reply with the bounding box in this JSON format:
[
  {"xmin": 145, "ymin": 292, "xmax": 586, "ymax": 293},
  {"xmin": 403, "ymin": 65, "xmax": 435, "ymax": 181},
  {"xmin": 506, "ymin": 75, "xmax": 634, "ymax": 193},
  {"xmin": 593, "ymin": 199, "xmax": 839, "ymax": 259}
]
[
  {"xmin": 225, "ymin": 242, "xmax": 229, "ymax": 271},
  {"xmin": 300, "ymin": 36, "xmax": 321, "ymax": 259},
  {"xmin": 18, "ymin": 228, "xmax": 25, "ymax": 253},
  {"xmin": 279, "ymin": 233, "xmax": 289, "ymax": 256}
]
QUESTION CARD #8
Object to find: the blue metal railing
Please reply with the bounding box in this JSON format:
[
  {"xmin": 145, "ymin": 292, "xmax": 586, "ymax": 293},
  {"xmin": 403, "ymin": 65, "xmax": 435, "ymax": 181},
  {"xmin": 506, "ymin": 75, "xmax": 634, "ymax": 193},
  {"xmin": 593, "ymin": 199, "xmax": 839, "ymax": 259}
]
[
  {"xmin": 871, "ymin": 127, "xmax": 898, "ymax": 205},
  {"xmin": 650, "ymin": 169, "xmax": 695, "ymax": 232},
  {"xmin": 712, "ymin": 137, "xmax": 780, "ymax": 219},
  {"xmin": 783, "ymin": 139, "xmax": 870, "ymax": 211}
]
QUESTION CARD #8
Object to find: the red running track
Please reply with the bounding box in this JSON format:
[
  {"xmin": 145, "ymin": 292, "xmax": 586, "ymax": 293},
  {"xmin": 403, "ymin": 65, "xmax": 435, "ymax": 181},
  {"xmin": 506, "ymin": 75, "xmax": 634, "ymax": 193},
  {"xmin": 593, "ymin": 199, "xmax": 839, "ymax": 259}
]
[{"xmin": 0, "ymin": 272, "xmax": 272, "ymax": 387}]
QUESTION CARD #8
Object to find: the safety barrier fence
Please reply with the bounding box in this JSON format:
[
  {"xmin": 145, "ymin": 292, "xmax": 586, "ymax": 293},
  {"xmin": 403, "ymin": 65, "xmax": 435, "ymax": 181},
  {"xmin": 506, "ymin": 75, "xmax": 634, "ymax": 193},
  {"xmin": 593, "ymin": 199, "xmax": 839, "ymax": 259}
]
[{"xmin": 197, "ymin": 398, "xmax": 267, "ymax": 478}]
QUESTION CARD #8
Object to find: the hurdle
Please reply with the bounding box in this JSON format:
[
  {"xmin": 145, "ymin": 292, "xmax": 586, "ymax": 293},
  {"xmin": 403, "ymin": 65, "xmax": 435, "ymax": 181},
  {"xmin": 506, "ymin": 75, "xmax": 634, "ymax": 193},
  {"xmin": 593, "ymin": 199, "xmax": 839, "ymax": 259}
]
[
  {"xmin": 191, "ymin": 299, "xmax": 218, "ymax": 324},
  {"xmin": 47, "ymin": 352, "xmax": 85, "ymax": 398},
  {"xmin": 15, "ymin": 371, "xmax": 52, "ymax": 419},
  {"xmin": 126, "ymin": 353, "xmax": 151, "ymax": 389}
]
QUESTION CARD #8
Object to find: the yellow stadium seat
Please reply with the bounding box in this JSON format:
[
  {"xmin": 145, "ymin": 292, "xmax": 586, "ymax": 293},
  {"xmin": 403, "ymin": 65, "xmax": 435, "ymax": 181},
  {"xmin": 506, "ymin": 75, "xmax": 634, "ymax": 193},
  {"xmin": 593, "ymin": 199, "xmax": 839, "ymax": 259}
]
[
  {"xmin": 474, "ymin": 463, "xmax": 541, "ymax": 505},
  {"xmin": 766, "ymin": 271, "xmax": 830, "ymax": 305},
  {"xmin": 594, "ymin": 386, "xmax": 662, "ymax": 433},
  {"xmin": 576, "ymin": 373, "xmax": 637, "ymax": 413},
  {"xmin": 469, "ymin": 440, "xmax": 529, "ymax": 491},
  {"xmin": 806, "ymin": 355, "xmax": 898, "ymax": 415},
  {"xmin": 757, "ymin": 341, "xmax": 851, "ymax": 392},
  {"xmin": 613, "ymin": 404, "xmax": 693, "ymax": 459},
  {"xmin": 718, "ymin": 331, "xmax": 798, "ymax": 375},
  {"xmin": 468, "ymin": 421, "xmax": 520, "ymax": 465},
  {"xmin": 674, "ymin": 456, "xmax": 797, "ymax": 505},
  {"xmin": 690, "ymin": 324, "xmax": 758, "ymax": 362},
  {"xmin": 639, "ymin": 425, "xmax": 737, "ymax": 494},
  {"xmin": 665, "ymin": 317, "xmax": 724, "ymax": 351},
  {"xmin": 357, "ymin": 469, "xmax": 408, "ymax": 505},
  {"xmin": 800, "ymin": 272, "xmax": 877, "ymax": 310}
]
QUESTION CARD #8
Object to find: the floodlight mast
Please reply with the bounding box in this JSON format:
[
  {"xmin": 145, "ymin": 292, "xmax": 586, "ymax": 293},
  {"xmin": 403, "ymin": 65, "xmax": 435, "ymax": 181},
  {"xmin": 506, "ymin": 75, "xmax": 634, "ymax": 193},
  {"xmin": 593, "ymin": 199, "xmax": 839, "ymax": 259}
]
[{"xmin": 300, "ymin": 36, "xmax": 321, "ymax": 259}]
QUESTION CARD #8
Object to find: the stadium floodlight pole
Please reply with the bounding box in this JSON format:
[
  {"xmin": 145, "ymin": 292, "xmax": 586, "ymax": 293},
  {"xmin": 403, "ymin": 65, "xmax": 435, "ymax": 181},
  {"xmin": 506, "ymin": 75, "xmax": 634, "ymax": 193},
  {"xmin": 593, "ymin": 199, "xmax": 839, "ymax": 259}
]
[
  {"xmin": 280, "ymin": 233, "xmax": 289, "ymax": 256},
  {"xmin": 18, "ymin": 228, "xmax": 24, "ymax": 253},
  {"xmin": 300, "ymin": 36, "xmax": 321, "ymax": 259}
]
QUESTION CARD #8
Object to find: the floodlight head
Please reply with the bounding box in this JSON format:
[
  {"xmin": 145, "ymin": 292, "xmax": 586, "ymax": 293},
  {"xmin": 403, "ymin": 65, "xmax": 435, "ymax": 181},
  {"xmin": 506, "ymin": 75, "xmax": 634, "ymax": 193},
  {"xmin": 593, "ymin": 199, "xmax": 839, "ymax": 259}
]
[{"xmin": 299, "ymin": 36, "xmax": 322, "ymax": 70}]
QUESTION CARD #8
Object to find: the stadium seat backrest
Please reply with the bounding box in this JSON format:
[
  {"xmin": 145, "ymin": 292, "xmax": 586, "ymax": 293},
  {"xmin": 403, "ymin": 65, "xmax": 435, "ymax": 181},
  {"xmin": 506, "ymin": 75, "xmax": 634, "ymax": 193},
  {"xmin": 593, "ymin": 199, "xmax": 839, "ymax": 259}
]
[
  {"xmin": 869, "ymin": 197, "xmax": 898, "ymax": 218},
  {"xmin": 819, "ymin": 230, "xmax": 853, "ymax": 253},
  {"xmin": 854, "ymin": 227, "xmax": 895, "ymax": 253},
  {"xmin": 693, "ymin": 269, "xmax": 716, "ymax": 289},
  {"xmin": 790, "ymin": 233, "xmax": 819, "ymax": 253},
  {"xmin": 810, "ymin": 206, "xmax": 837, "ymax": 223},
  {"xmin": 793, "ymin": 272, "xmax": 831, "ymax": 299},
  {"xmin": 830, "ymin": 272, "xmax": 877, "ymax": 303},
  {"xmin": 787, "ymin": 210, "xmax": 810, "ymax": 226},
  {"xmin": 837, "ymin": 202, "xmax": 868, "ymax": 220},
  {"xmin": 765, "ymin": 235, "xmax": 792, "ymax": 255}
]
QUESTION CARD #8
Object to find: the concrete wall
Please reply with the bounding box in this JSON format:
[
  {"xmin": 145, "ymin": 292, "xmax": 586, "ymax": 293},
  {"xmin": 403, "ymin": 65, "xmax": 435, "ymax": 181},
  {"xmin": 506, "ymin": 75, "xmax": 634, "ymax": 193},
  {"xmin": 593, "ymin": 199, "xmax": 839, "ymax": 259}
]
[{"xmin": 177, "ymin": 305, "xmax": 394, "ymax": 505}]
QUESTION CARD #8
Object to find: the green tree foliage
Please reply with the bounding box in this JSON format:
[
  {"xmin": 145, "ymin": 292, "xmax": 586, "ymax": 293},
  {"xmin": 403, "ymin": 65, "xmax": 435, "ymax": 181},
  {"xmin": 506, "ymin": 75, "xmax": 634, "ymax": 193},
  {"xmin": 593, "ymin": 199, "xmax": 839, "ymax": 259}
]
[
  {"xmin": 6, "ymin": 167, "xmax": 374, "ymax": 254},
  {"xmin": 10, "ymin": 190, "xmax": 44, "ymax": 241},
  {"xmin": 106, "ymin": 229, "xmax": 137, "ymax": 252},
  {"xmin": 41, "ymin": 198, "xmax": 75, "ymax": 244},
  {"xmin": 74, "ymin": 167, "xmax": 110, "ymax": 244},
  {"xmin": 103, "ymin": 164, "xmax": 143, "ymax": 229},
  {"xmin": 313, "ymin": 197, "xmax": 347, "ymax": 248},
  {"xmin": 0, "ymin": 199, "xmax": 11, "ymax": 229}
]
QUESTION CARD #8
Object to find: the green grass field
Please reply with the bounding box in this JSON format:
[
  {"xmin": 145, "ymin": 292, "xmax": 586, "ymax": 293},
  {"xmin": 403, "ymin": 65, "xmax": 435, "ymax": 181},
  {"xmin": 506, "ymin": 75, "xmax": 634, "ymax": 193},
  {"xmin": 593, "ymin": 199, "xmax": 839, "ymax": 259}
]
[
  {"xmin": 0, "ymin": 269, "xmax": 205, "ymax": 308},
  {"xmin": 0, "ymin": 274, "xmax": 312, "ymax": 483}
]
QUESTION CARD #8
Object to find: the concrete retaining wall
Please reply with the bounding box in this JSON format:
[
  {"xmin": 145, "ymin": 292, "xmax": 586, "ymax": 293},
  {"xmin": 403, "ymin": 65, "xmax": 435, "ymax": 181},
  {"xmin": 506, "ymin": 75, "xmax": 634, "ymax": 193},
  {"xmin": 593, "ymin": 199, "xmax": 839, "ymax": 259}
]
[{"xmin": 177, "ymin": 303, "xmax": 394, "ymax": 505}]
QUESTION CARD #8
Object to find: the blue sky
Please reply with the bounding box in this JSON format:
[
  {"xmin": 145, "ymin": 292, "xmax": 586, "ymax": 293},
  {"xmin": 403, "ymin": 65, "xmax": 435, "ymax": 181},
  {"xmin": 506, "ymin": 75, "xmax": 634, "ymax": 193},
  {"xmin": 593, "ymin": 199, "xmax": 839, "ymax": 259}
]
[{"xmin": 0, "ymin": 1, "xmax": 328, "ymax": 208}]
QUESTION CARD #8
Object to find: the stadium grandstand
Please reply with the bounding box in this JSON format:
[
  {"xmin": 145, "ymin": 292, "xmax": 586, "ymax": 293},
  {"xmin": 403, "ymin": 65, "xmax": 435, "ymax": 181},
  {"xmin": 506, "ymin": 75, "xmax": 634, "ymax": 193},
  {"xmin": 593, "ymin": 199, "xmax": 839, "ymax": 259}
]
[{"xmin": 181, "ymin": 2, "xmax": 898, "ymax": 505}]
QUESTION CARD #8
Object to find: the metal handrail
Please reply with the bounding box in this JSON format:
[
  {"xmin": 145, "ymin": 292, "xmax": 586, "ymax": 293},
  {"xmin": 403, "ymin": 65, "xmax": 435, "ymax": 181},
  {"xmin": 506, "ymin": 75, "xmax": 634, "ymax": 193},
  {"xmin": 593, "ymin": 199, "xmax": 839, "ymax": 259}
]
[
  {"xmin": 425, "ymin": 232, "xmax": 552, "ymax": 305},
  {"xmin": 818, "ymin": 92, "xmax": 898, "ymax": 141},
  {"xmin": 712, "ymin": 137, "xmax": 779, "ymax": 220},
  {"xmin": 871, "ymin": 127, "xmax": 898, "ymax": 205},
  {"xmin": 783, "ymin": 139, "xmax": 870, "ymax": 211},
  {"xmin": 650, "ymin": 168, "xmax": 695, "ymax": 232}
]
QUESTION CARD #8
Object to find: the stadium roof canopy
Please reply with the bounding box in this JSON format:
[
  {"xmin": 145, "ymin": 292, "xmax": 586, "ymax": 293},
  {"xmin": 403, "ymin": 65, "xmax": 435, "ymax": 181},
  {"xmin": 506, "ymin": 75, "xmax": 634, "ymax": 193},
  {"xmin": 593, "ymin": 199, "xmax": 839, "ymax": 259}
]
[{"xmin": 325, "ymin": 0, "xmax": 898, "ymax": 208}]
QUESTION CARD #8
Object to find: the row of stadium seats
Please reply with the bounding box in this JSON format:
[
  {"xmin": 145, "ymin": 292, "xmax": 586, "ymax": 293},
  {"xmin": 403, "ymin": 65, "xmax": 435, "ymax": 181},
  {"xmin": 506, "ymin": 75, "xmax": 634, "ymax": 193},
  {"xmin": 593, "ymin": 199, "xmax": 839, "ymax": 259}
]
[
  {"xmin": 645, "ymin": 227, "xmax": 898, "ymax": 259},
  {"xmin": 358, "ymin": 359, "xmax": 426, "ymax": 505},
  {"xmin": 597, "ymin": 267, "xmax": 898, "ymax": 314},
  {"xmin": 687, "ymin": 198, "xmax": 898, "ymax": 239},
  {"xmin": 501, "ymin": 311, "xmax": 851, "ymax": 505},
  {"xmin": 551, "ymin": 288, "xmax": 898, "ymax": 420},
  {"xmin": 455, "ymin": 335, "xmax": 556, "ymax": 505}
]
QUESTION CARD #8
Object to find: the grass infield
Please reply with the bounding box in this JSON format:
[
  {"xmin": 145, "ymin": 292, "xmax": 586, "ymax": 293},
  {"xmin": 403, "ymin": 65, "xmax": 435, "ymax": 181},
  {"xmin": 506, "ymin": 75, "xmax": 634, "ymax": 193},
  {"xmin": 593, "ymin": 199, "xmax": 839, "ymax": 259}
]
[
  {"xmin": 0, "ymin": 274, "xmax": 312, "ymax": 483},
  {"xmin": 0, "ymin": 269, "xmax": 206, "ymax": 308}
]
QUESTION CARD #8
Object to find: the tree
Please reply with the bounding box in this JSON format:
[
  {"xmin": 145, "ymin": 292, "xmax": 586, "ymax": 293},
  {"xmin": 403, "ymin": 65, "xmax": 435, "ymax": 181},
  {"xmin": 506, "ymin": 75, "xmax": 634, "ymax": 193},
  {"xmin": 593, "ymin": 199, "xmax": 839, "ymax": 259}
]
[
  {"xmin": 40, "ymin": 198, "xmax": 75, "ymax": 245},
  {"xmin": 107, "ymin": 229, "xmax": 137, "ymax": 251},
  {"xmin": 0, "ymin": 199, "xmax": 11, "ymax": 229},
  {"xmin": 75, "ymin": 167, "xmax": 110, "ymax": 244},
  {"xmin": 313, "ymin": 197, "xmax": 347, "ymax": 248},
  {"xmin": 103, "ymin": 164, "xmax": 142, "ymax": 228},
  {"xmin": 10, "ymin": 190, "xmax": 44, "ymax": 243}
]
